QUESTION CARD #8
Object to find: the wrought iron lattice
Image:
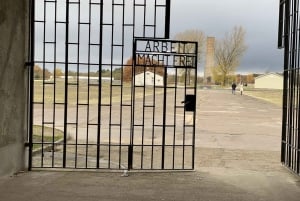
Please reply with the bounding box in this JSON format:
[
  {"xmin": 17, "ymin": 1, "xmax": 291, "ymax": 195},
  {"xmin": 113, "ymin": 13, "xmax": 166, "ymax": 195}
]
[
  {"xmin": 278, "ymin": 0, "xmax": 300, "ymax": 175},
  {"xmin": 28, "ymin": 0, "xmax": 197, "ymax": 171},
  {"xmin": 131, "ymin": 39, "xmax": 197, "ymax": 170}
]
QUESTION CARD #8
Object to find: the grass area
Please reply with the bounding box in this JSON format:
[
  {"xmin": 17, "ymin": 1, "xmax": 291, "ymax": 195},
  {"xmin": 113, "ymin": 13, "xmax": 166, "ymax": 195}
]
[
  {"xmin": 33, "ymin": 125, "xmax": 64, "ymax": 150},
  {"xmin": 34, "ymin": 79, "xmax": 283, "ymax": 107},
  {"xmin": 34, "ymin": 80, "xmax": 166, "ymax": 105},
  {"xmin": 244, "ymin": 88, "xmax": 283, "ymax": 106}
]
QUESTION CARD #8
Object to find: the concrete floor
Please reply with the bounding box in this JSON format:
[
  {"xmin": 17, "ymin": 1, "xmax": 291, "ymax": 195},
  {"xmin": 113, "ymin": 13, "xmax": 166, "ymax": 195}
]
[{"xmin": 0, "ymin": 89, "xmax": 299, "ymax": 201}]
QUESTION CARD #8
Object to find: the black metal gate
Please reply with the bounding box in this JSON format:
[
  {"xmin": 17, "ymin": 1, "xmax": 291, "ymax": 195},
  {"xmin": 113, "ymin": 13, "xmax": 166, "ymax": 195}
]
[
  {"xmin": 28, "ymin": 0, "xmax": 197, "ymax": 170},
  {"xmin": 130, "ymin": 39, "xmax": 197, "ymax": 169},
  {"xmin": 278, "ymin": 0, "xmax": 300, "ymax": 175}
]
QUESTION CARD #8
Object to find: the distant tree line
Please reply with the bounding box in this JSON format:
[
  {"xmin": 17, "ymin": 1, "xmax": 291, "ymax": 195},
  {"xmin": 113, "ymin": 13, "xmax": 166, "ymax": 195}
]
[
  {"xmin": 34, "ymin": 65, "xmax": 52, "ymax": 80},
  {"xmin": 34, "ymin": 65, "xmax": 122, "ymax": 80}
]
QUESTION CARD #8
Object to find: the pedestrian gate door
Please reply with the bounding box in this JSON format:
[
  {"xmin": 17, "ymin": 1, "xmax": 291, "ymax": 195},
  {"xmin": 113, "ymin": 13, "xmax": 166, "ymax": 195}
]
[
  {"xmin": 28, "ymin": 0, "xmax": 198, "ymax": 170},
  {"xmin": 278, "ymin": 0, "xmax": 300, "ymax": 176}
]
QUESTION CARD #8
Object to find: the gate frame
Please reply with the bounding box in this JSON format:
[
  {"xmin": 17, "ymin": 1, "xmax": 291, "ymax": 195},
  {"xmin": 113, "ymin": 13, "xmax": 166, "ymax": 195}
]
[
  {"xmin": 129, "ymin": 38, "xmax": 198, "ymax": 170},
  {"xmin": 27, "ymin": 0, "xmax": 197, "ymax": 171},
  {"xmin": 278, "ymin": 0, "xmax": 300, "ymax": 176}
]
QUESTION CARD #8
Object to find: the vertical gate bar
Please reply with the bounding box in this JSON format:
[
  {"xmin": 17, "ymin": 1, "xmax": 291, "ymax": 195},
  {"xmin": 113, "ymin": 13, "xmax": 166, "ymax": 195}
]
[
  {"xmin": 291, "ymin": 0, "xmax": 297, "ymax": 173},
  {"xmin": 118, "ymin": 0, "xmax": 125, "ymax": 169},
  {"xmin": 63, "ymin": 0, "xmax": 70, "ymax": 168},
  {"xmin": 282, "ymin": 0, "xmax": 290, "ymax": 165},
  {"xmin": 298, "ymin": 0, "xmax": 300, "ymax": 174},
  {"xmin": 192, "ymin": 43, "xmax": 198, "ymax": 169},
  {"xmin": 298, "ymin": 3, "xmax": 300, "ymax": 170},
  {"xmin": 52, "ymin": 0, "xmax": 58, "ymax": 167},
  {"xmin": 296, "ymin": 0, "xmax": 300, "ymax": 173},
  {"xmin": 41, "ymin": 0, "xmax": 47, "ymax": 167},
  {"xmin": 293, "ymin": 0, "xmax": 299, "ymax": 171},
  {"xmin": 151, "ymin": 46, "xmax": 157, "ymax": 169},
  {"xmin": 161, "ymin": 55, "xmax": 168, "ymax": 169},
  {"xmin": 130, "ymin": 38, "xmax": 137, "ymax": 170},
  {"xmin": 292, "ymin": 0, "xmax": 297, "ymax": 171},
  {"xmin": 141, "ymin": 56, "xmax": 146, "ymax": 169},
  {"xmin": 128, "ymin": 145, "xmax": 133, "ymax": 170},
  {"xmin": 151, "ymin": 55, "xmax": 156, "ymax": 169},
  {"xmin": 28, "ymin": 0, "xmax": 35, "ymax": 171},
  {"xmin": 154, "ymin": 0, "xmax": 157, "ymax": 37},
  {"xmin": 278, "ymin": 0, "xmax": 285, "ymax": 48},
  {"xmin": 294, "ymin": 0, "xmax": 300, "ymax": 174},
  {"xmin": 97, "ymin": 0, "xmax": 104, "ymax": 169},
  {"xmin": 288, "ymin": 68, "xmax": 292, "ymax": 168},
  {"xmin": 172, "ymin": 54, "xmax": 178, "ymax": 170},
  {"xmin": 182, "ymin": 73, "xmax": 186, "ymax": 169},
  {"xmin": 182, "ymin": 44, "xmax": 188, "ymax": 169},
  {"xmin": 291, "ymin": 0, "xmax": 296, "ymax": 170},
  {"xmin": 143, "ymin": 0, "xmax": 146, "ymax": 36},
  {"xmin": 164, "ymin": 0, "xmax": 171, "ymax": 39},
  {"xmin": 295, "ymin": 0, "xmax": 298, "ymax": 172},
  {"xmin": 288, "ymin": 0, "xmax": 295, "ymax": 168},
  {"xmin": 291, "ymin": 0, "xmax": 294, "ymax": 170},
  {"xmin": 108, "ymin": 0, "xmax": 115, "ymax": 169},
  {"xmin": 182, "ymin": 43, "xmax": 190, "ymax": 169},
  {"xmin": 75, "ymin": 0, "xmax": 81, "ymax": 169},
  {"xmin": 85, "ymin": 0, "xmax": 92, "ymax": 168},
  {"xmin": 298, "ymin": 88, "xmax": 300, "ymax": 173}
]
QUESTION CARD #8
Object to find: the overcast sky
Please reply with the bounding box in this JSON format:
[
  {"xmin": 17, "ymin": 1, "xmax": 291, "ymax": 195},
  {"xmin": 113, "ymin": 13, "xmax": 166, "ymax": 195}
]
[
  {"xmin": 35, "ymin": 0, "xmax": 283, "ymax": 74},
  {"xmin": 170, "ymin": 0, "xmax": 283, "ymax": 74}
]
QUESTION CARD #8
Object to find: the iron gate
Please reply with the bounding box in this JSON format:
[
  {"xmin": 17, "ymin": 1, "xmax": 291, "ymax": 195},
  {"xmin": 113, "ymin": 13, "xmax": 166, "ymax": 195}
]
[
  {"xmin": 131, "ymin": 38, "xmax": 197, "ymax": 169},
  {"xmin": 278, "ymin": 0, "xmax": 300, "ymax": 175},
  {"xmin": 28, "ymin": 0, "xmax": 197, "ymax": 170}
]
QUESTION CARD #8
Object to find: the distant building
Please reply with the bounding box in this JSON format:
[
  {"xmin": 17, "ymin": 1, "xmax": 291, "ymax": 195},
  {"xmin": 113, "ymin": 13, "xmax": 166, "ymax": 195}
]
[
  {"xmin": 204, "ymin": 37, "xmax": 215, "ymax": 84},
  {"xmin": 135, "ymin": 71, "xmax": 163, "ymax": 86},
  {"xmin": 254, "ymin": 73, "xmax": 283, "ymax": 90}
]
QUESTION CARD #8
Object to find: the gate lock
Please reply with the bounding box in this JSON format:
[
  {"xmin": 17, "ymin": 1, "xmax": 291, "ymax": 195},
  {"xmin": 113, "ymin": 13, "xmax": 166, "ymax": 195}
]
[{"xmin": 181, "ymin": 94, "xmax": 196, "ymax": 112}]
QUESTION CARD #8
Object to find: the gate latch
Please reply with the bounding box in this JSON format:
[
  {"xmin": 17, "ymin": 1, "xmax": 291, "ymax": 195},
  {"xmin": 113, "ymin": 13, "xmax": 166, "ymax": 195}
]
[{"xmin": 181, "ymin": 94, "xmax": 196, "ymax": 112}]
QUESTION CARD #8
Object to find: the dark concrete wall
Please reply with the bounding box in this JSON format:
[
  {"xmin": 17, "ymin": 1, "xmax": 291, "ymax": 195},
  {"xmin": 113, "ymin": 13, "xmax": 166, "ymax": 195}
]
[{"xmin": 0, "ymin": 0, "xmax": 27, "ymax": 176}]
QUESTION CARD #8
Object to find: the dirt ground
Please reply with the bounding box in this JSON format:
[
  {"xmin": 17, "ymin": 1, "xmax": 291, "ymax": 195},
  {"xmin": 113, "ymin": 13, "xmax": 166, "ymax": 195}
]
[{"xmin": 1, "ymin": 89, "xmax": 299, "ymax": 201}]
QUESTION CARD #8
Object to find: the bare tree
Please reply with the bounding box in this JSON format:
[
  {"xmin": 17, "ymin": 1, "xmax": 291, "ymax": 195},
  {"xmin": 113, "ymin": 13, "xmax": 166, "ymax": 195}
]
[
  {"xmin": 174, "ymin": 29, "xmax": 205, "ymax": 84},
  {"xmin": 212, "ymin": 26, "xmax": 247, "ymax": 86},
  {"xmin": 174, "ymin": 29, "xmax": 205, "ymax": 64}
]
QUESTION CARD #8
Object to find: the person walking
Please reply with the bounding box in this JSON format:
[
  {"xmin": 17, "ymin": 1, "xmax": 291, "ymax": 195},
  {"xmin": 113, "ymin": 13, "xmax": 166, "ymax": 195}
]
[
  {"xmin": 240, "ymin": 83, "xmax": 244, "ymax": 95},
  {"xmin": 231, "ymin": 83, "xmax": 237, "ymax": 95}
]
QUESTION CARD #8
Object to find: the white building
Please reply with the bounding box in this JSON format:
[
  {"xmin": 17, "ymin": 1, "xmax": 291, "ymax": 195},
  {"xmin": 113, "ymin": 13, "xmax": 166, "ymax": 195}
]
[
  {"xmin": 255, "ymin": 73, "xmax": 283, "ymax": 90},
  {"xmin": 135, "ymin": 71, "xmax": 164, "ymax": 86}
]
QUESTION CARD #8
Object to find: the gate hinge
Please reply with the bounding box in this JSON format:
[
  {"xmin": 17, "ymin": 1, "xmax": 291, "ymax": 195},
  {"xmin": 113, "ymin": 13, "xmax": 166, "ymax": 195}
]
[
  {"xmin": 25, "ymin": 62, "xmax": 34, "ymax": 68},
  {"xmin": 24, "ymin": 141, "xmax": 30, "ymax": 147}
]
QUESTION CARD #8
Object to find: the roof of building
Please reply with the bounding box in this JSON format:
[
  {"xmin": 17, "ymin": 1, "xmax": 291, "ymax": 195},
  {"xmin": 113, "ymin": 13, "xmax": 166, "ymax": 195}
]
[{"xmin": 255, "ymin": 72, "xmax": 283, "ymax": 80}]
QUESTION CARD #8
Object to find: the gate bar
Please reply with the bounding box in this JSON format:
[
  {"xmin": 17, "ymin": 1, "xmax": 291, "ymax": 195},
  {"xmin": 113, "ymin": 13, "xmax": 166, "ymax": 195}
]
[
  {"xmin": 281, "ymin": 0, "xmax": 289, "ymax": 164},
  {"xmin": 63, "ymin": 0, "xmax": 70, "ymax": 168},
  {"xmin": 28, "ymin": 0, "xmax": 35, "ymax": 171},
  {"xmin": 161, "ymin": 56, "xmax": 168, "ymax": 169},
  {"xmin": 192, "ymin": 43, "xmax": 198, "ymax": 169},
  {"xmin": 165, "ymin": 0, "xmax": 171, "ymax": 39},
  {"xmin": 97, "ymin": 0, "xmax": 104, "ymax": 169}
]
